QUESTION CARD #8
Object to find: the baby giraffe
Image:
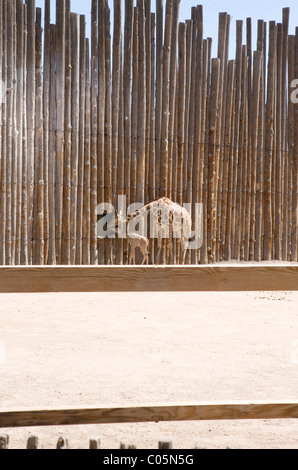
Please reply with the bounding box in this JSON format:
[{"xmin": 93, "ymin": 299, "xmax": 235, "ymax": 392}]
[{"xmin": 127, "ymin": 232, "xmax": 150, "ymax": 265}]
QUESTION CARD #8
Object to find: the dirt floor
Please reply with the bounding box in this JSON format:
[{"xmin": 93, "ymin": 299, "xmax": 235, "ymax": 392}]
[{"xmin": 1, "ymin": 269, "xmax": 298, "ymax": 449}]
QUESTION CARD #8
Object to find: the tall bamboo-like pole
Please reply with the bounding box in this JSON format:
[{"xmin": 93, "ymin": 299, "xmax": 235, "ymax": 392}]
[
  {"xmin": 26, "ymin": 0, "xmax": 35, "ymax": 264},
  {"xmin": 249, "ymin": 51, "xmax": 262, "ymax": 261},
  {"xmin": 282, "ymin": 8, "xmax": 289, "ymax": 260},
  {"xmin": 83, "ymin": 38, "xmax": 91, "ymax": 266},
  {"xmin": 0, "ymin": 0, "xmax": 7, "ymax": 265},
  {"xmin": 264, "ymin": 22, "xmax": 277, "ymax": 260},
  {"xmin": 15, "ymin": 0, "xmax": 24, "ymax": 265},
  {"xmin": 97, "ymin": 0, "xmax": 105, "ymax": 265},
  {"xmin": 11, "ymin": 0, "xmax": 17, "ymax": 265},
  {"xmin": 48, "ymin": 24, "xmax": 56, "ymax": 264},
  {"xmin": 288, "ymin": 34, "xmax": 295, "ymax": 261},
  {"xmin": 220, "ymin": 60, "xmax": 235, "ymax": 261},
  {"xmin": 292, "ymin": 27, "xmax": 298, "ymax": 262},
  {"xmin": 136, "ymin": 0, "xmax": 146, "ymax": 205},
  {"xmin": 104, "ymin": 2, "xmax": 112, "ymax": 264},
  {"xmin": 255, "ymin": 21, "xmax": 265, "ymax": 262},
  {"xmin": 274, "ymin": 23, "xmax": 283, "ymax": 260},
  {"xmin": 123, "ymin": 0, "xmax": 134, "ymax": 208},
  {"xmin": 21, "ymin": 2, "xmax": 29, "ymax": 265},
  {"xmin": 62, "ymin": 0, "xmax": 71, "ymax": 265},
  {"xmin": 131, "ymin": 6, "xmax": 138, "ymax": 206},
  {"xmin": 5, "ymin": 0, "xmax": 14, "ymax": 265},
  {"xmin": 43, "ymin": 0, "xmax": 51, "ymax": 265},
  {"xmin": 160, "ymin": 0, "xmax": 172, "ymax": 200},
  {"xmin": 34, "ymin": 7, "xmax": 44, "ymax": 265},
  {"xmin": 112, "ymin": 0, "xmax": 122, "ymax": 262},
  {"xmin": 155, "ymin": 0, "xmax": 163, "ymax": 198},
  {"xmin": 75, "ymin": 15, "xmax": 86, "ymax": 265},
  {"xmin": 207, "ymin": 58, "xmax": 220, "ymax": 264},
  {"xmin": 70, "ymin": 13, "xmax": 80, "ymax": 265},
  {"xmin": 90, "ymin": 2, "xmax": 98, "ymax": 266}
]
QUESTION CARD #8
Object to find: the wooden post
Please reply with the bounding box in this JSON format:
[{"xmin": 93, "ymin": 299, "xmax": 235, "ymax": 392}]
[
  {"xmin": 48, "ymin": 24, "xmax": 56, "ymax": 265},
  {"xmin": 75, "ymin": 15, "xmax": 87, "ymax": 265},
  {"xmin": 70, "ymin": 13, "xmax": 80, "ymax": 265},
  {"xmin": 274, "ymin": 24, "xmax": 283, "ymax": 260},
  {"xmin": 264, "ymin": 22, "xmax": 277, "ymax": 260},
  {"xmin": 155, "ymin": 0, "xmax": 163, "ymax": 199},
  {"xmin": 15, "ymin": 0, "xmax": 24, "ymax": 266},
  {"xmin": 55, "ymin": 0, "xmax": 65, "ymax": 265},
  {"xmin": 26, "ymin": 0, "xmax": 35, "ymax": 265},
  {"xmin": 97, "ymin": 0, "xmax": 105, "ymax": 265},
  {"xmin": 136, "ymin": 0, "xmax": 146, "ymax": 205},
  {"xmin": 43, "ymin": 0, "xmax": 51, "ymax": 265},
  {"xmin": 83, "ymin": 38, "xmax": 91, "ymax": 266},
  {"xmin": 288, "ymin": 34, "xmax": 295, "ymax": 262},
  {"xmin": 62, "ymin": 0, "xmax": 71, "ymax": 265},
  {"xmin": 104, "ymin": 2, "xmax": 112, "ymax": 264},
  {"xmin": 249, "ymin": 51, "xmax": 262, "ymax": 261},
  {"xmin": 207, "ymin": 59, "xmax": 220, "ymax": 264},
  {"xmin": 34, "ymin": 7, "xmax": 44, "ymax": 265},
  {"xmin": 112, "ymin": 0, "xmax": 122, "ymax": 263},
  {"xmin": 131, "ymin": 6, "xmax": 138, "ymax": 206}
]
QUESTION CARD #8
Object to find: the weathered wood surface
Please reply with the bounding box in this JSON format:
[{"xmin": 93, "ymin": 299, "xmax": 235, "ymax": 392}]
[
  {"xmin": 1, "ymin": 401, "xmax": 298, "ymax": 428},
  {"xmin": 0, "ymin": 265, "xmax": 297, "ymax": 293}
]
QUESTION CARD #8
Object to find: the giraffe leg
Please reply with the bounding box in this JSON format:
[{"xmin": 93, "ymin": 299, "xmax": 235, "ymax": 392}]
[{"xmin": 156, "ymin": 238, "xmax": 162, "ymax": 265}]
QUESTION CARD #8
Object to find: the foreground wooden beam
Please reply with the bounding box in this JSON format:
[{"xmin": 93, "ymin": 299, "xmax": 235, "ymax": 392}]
[
  {"xmin": 0, "ymin": 265, "xmax": 297, "ymax": 293},
  {"xmin": 1, "ymin": 401, "xmax": 298, "ymax": 428}
]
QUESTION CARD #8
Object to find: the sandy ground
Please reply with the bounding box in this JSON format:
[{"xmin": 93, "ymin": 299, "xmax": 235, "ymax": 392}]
[{"xmin": 1, "ymin": 282, "xmax": 298, "ymax": 449}]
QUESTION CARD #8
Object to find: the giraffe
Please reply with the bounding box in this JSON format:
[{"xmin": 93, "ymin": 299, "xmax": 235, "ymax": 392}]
[
  {"xmin": 113, "ymin": 212, "xmax": 150, "ymax": 265},
  {"xmin": 118, "ymin": 197, "xmax": 192, "ymax": 264},
  {"xmin": 127, "ymin": 232, "xmax": 150, "ymax": 265}
]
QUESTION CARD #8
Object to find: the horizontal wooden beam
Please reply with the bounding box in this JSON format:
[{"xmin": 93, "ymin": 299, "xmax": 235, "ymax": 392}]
[
  {"xmin": 0, "ymin": 265, "xmax": 297, "ymax": 293},
  {"xmin": 1, "ymin": 401, "xmax": 298, "ymax": 428}
]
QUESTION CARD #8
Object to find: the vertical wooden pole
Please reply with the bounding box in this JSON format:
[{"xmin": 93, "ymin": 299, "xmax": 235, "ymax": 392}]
[
  {"xmin": 35, "ymin": 7, "xmax": 44, "ymax": 265},
  {"xmin": 112, "ymin": 0, "xmax": 122, "ymax": 263},
  {"xmin": 136, "ymin": 0, "xmax": 146, "ymax": 206},
  {"xmin": 83, "ymin": 38, "xmax": 91, "ymax": 266},
  {"xmin": 288, "ymin": 34, "xmax": 295, "ymax": 261},
  {"xmin": 274, "ymin": 24, "xmax": 283, "ymax": 260},
  {"xmin": 255, "ymin": 20, "xmax": 265, "ymax": 261},
  {"xmin": 21, "ymin": 2, "xmax": 29, "ymax": 265},
  {"xmin": 292, "ymin": 27, "xmax": 298, "ymax": 261},
  {"xmin": 264, "ymin": 22, "xmax": 276, "ymax": 260},
  {"xmin": 177, "ymin": 22, "xmax": 186, "ymax": 206},
  {"xmin": 97, "ymin": 0, "xmax": 105, "ymax": 265},
  {"xmin": 0, "ymin": 0, "xmax": 7, "ymax": 266},
  {"xmin": 160, "ymin": 0, "xmax": 172, "ymax": 200},
  {"xmin": 15, "ymin": 0, "xmax": 24, "ymax": 265},
  {"xmin": 282, "ymin": 8, "xmax": 289, "ymax": 260},
  {"xmin": 70, "ymin": 13, "xmax": 80, "ymax": 265},
  {"xmin": 192, "ymin": 6, "xmax": 203, "ymax": 264},
  {"xmin": 207, "ymin": 59, "xmax": 220, "ymax": 264},
  {"xmin": 220, "ymin": 60, "xmax": 235, "ymax": 260},
  {"xmin": 62, "ymin": 0, "xmax": 71, "ymax": 265},
  {"xmin": 155, "ymin": 0, "xmax": 163, "ymax": 199},
  {"xmin": 249, "ymin": 51, "xmax": 262, "ymax": 260},
  {"xmin": 5, "ymin": 0, "xmax": 14, "ymax": 265},
  {"xmin": 123, "ymin": 0, "xmax": 134, "ymax": 207},
  {"xmin": 48, "ymin": 24, "xmax": 56, "ymax": 265},
  {"xmin": 55, "ymin": 0, "xmax": 65, "ymax": 264},
  {"xmin": 26, "ymin": 0, "xmax": 35, "ymax": 265},
  {"xmin": 104, "ymin": 2, "xmax": 112, "ymax": 263},
  {"xmin": 231, "ymin": 20, "xmax": 242, "ymax": 260},
  {"xmin": 11, "ymin": 0, "xmax": 17, "ymax": 265},
  {"xmin": 131, "ymin": 6, "xmax": 138, "ymax": 206},
  {"xmin": 75, "ymin": 15, "xmax": 86, "ymax": 265},
  {"xmin": 43, "ymin": 0, "xmax": 51, "ymax": 264}
]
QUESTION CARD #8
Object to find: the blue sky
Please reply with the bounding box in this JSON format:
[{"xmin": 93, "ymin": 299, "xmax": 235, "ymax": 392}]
[{"xmin": 35, "ymin": 0, "xmax": 298, "ymax": 59}]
